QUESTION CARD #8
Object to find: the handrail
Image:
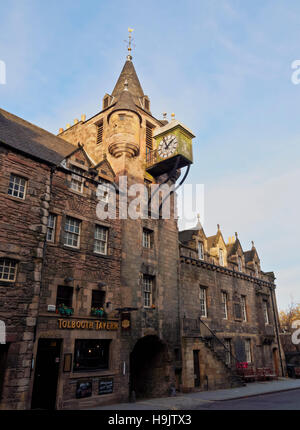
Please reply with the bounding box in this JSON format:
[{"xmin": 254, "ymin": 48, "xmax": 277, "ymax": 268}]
[{"xmin": 198, "ymin": 317, "xmax": 240, "ymax": 367}]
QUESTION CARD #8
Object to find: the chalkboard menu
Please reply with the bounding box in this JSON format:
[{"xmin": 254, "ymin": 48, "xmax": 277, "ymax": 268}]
[{"xmin": 98, "ymin": 378, "xmax": 113, "ymax": 395}]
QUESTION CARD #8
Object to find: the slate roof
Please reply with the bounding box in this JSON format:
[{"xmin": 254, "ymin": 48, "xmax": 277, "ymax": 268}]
[
  {"xmin": 0, "ymin": 108, "xmax": 75, "ymax": 165},
  {"xmin": 111, "ymin": 59, "xmax": 145, "ymax": 104}
]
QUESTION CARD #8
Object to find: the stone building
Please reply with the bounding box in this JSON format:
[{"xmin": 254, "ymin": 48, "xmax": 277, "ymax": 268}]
[{"xmin": 0, "ymin": 51, "xmax": 285, "ymax": 410}]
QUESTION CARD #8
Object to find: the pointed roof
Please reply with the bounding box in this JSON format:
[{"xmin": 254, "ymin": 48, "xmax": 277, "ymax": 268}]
[
  {"xmin": 111, "ymin": 59, "xmax": 145, "ymax": 104},
  {"xmin": 108, "ymin": 87, "xmax": 142, "ymax": 122},
  {"xmin": 179, "ymin": 216, "xmax": 204, "ymax": 244}
]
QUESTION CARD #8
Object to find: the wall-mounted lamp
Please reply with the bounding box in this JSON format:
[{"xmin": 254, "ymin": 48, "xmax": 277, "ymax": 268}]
[
  {"xmin": 98, "ymin": 282, "xmax": 106, "ymax": 289},
  {"xmin": 64, "ymin": 277, "xmax": 74, "ymax": 283}
]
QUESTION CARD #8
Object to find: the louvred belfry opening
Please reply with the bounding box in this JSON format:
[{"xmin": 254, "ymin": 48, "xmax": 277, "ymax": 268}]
[{"xmin": 96, "ymin": 122, "xmax": 103, "ymax": 145}]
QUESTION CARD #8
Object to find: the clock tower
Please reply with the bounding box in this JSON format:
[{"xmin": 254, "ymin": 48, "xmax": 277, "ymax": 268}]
[{"xmin": 58, "ymin": 40, "xmax": 196, "ymax": 399}]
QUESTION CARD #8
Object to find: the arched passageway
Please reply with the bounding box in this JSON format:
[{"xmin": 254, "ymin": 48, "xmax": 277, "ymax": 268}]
[{"xmin": 130, "ymin": 335, "xmax": 172, "ymax": 399}]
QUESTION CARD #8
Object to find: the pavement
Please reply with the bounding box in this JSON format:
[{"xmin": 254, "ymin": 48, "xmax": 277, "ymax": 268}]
[{"xmin": 87, "ymin": 378, "xmax": 300, "ymax": 410}]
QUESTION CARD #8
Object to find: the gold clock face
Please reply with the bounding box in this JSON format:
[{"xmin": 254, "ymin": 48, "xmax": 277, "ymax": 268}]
[{"xmin": 158, "ymin": 134, "xmax": 178, "ymax": 159}]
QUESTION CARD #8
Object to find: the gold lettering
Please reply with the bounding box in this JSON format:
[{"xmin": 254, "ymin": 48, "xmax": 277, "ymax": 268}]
[
  {"xmin": 89, "ymin": 322, "xmax": 94, "ymax": 329},
  {"xmin": 80, "ymin": 321, "xmax": 85, "ymax": 329},
  {"xmin": 58, "ymin": 319, "xmax": 63, "ymax": 329},
  {"xmin": 76, "ymin": 321, "xmax": 81, "ymax": 329},
  {"xmin": 67, "ymin": 320, "xmax": 71, "ymax": 329},
  {"xmin": 62, "ymin": 320, "xmax": 67, "ymax": 329},
  {"xmin": 71, "ymin": 321, "xmax": 76, "ymax": 329}
]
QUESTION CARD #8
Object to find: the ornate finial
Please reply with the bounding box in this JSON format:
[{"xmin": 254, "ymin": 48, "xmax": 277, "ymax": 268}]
[
  {"xmin": 197, "ymin": 214, "xmax": 201, "ymax": 222},
  {"xmin": 171, "ymin": 113, "xmax": 175, "ymax": 120},
  {"xmin": 163, "ymin": 112, "xmax": 167, "ymax": 120},
  {"xmin": 217, "ymin": 224, "xmax": 220, "ymax": 231},
  {"xmin": 235, "ymin": 232, "xmax": 238, "ymax": 240},
  {"xmin": 124, "ymin": 79, "xmax": 129, "ymax": 91},
  {"xmin": 251, "ymin": 240, "xmax": 255, "ymax": 248},
  {"xmin": 126, "ymin": 28, "xmax": 134, "ymax": 60}
]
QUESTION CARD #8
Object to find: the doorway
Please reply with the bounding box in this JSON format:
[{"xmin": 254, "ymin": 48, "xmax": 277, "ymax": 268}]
[
  {"xmin": 130, "ymin": 335, "xmax": 170, "ymax": 399},
  {"xmin": 31, "ymin": 338, "xmax": 62, "ymax": 410},
  {"xmin": 0, "ymin": 344, "xmax": 9, "ymax": 401},
  {"xmin": 193, "ymin": 350, "xmax": 200, "ymax": 387}
]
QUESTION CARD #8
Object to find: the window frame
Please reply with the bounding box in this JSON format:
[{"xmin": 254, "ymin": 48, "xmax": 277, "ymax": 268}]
[
  {"xmin": 0, "ymin": 258, "xmax": 18, "ymax": 282},
  {"xmin": 64, "ymin": 216, "xmax": 81, "ymax": 249},
  {"xmin": 245, "ymin": 339, "xmax": 252, "ymax": 363},
  {"xmin": 199, "ymin": 287, "xmax": 207, "ymax": 317},
  {"xmin": 219, "ymin": 248, "xmax": 224, "ymax": 266},
  {"xmin": 143, "ymin": 275, "xmax": 153, "ymax": 308},
  {"xmin": 73, "ymin": 339, "xmax": 111, "ymax": 372},
  {"xmin": 46, "ymin": 213, "xmax": 57, "ymax": 243},
  {"xmin": 7, "ymin": 173, "xmax": 27, "ymax": 200},
  {"xmin": 142, "ymin": 228, "xmax": 153, "ymax": 249},
  {"xmin": 221, "ymin": 291, "xmax": 228, "ymax": 320},
  {"xmin": 224, "ymin": 338, "xmax": 232, "ymax": 366},
  {"xmin": 94, "ymin": 225, "xmax": 108, "ymax": 255},
  {"xmin": 69, "ymin": 165, "xmax": 85, "ymax": 193},
  {"xmin": 241, "ymin": 296, "xmax": 247, "ymax": 322},
  {"xmin": 238, "ymin": 256, "xmax": 242, "ymax": 272},
  {"xmin": 198, "ymin": 242, "xmax": 204, "ymax": 260},
  {"xmin": 56, "ymin": 285, "xmax": 74, "ymax": 309},
  {"xmin": 263, "ymin": 300, "xmax": 269, "ymax": 325}
]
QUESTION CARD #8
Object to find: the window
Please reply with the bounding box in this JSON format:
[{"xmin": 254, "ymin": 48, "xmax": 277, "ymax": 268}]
[
  {"xmin": 8, "ymin": 174, "xmax": 27, "ymax": 199},
  {"xmin": 70, "ymin": 165, "xmax": 84, "ymax": 193},
  {"xmin": 64, "ymin": 216, "xmax": 81, "ymax": 248},
  {"xmin": 96, "ymin": 121, "xmax": 103, "ymax": 144},
  {"xmin": 198, "ymin": 242, "xmax": 204, "ymax": 260},
  {"xmin": 263, "ymin": 300, "xmax": 269, "ymax": 325},
  {"xmin": 255, "ymin": 264, "xmax": 259, "ymax": 277},
  {"xmin": 146, "ymin": 123, "xmax": 153, "ymax": 154},
  {"xmin": 238, "ymin": 256, "xmax": 242, "ymax": 272},
  {"xmin": 0, "ymin": 258, "xmax": 17, "ymax": 282},
  {"xmin": 56, "ymin": 285, "xmax": 73, "ymax": 308},
  {"xmin": 224, "ymin": 339, "xmax": 231, "ymax": 366},
  {"xmin": 47, "ymin": 214, "xmax": 56, "ymax": 242},
  {"xmin": 73, "ymin": 339, "xmax": 110, "ymax": 372},
  {"xmin": 245, "ymin": 339, "xmax": 252, "ymax": 363},
  {"xmin": 199, "ymin": 287, "xmax": 207, "ymax": 317},
  {"xmin": 221, "ymin": 292, "xmax": 228, "ymax": 319},
  {"xmin": 97, "ymin": 181, "xmax": 110, "ymax": 203},
  {"xmin": 143, "ymin": 275, "xmax": 153, "ymax": 308},
  {"xmin": 91, "ymin": 290, "xmax": 105, "ymax": 309},
  {"xmin": 143, "ymin": 229, "xmax": 152, "ymax": 249},
  {"xmin": 234, "ymin": 302, "xmax": 242, "ymax": 319},
  {"xmin": 94, "ymin": 225, "xmax": 108, "ymax": 255},
  {"xmin": 241, "ymin": 296, "xmax": 247, "ymax": 322},
  {"xmin": 219, "ymin": 249, "xmax": 224, "ymax": 266}
]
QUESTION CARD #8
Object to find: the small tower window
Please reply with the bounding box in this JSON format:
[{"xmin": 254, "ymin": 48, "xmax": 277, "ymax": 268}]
[
  {"xmin": 238, "ymin": 256, "xmax": 242, "ymax": 272},
  {"xmin": 146, "ymin": 122, "xmax": 153, "ymax": 156},
  {"xmin": 96, "ymin": 122, "xmax": 103, "ymax": 145},
  {"xmin": 219, "ymin": 249, "xmax": 224, "ymax": 266},
  {"xmin": 144, "ymin": 99, "xmax": 150, "ymax": 111},
  {"xmin": 198, "ymin": 242, "xmax": 204, "ymax": 260}
]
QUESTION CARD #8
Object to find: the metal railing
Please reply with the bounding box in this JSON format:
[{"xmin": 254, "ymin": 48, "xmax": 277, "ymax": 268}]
[
  {"xmin": 182, "ymin": 317, "xmax": 240, "ymax": 369},
  {"xmin": 146, "ymin": 149, "xmax": 157, "ymax": 166}
]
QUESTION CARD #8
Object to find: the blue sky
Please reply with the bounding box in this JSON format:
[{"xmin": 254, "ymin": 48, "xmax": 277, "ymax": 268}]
[{"xmin": 1, "ymin": 0, "xmax": 300, "ymax": 311}]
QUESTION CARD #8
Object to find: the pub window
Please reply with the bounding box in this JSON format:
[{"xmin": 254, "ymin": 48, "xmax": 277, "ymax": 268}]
[
  {"xmin": 96, "ymin": 121, "xmax": 103, "ymax": 144},
  {"xmin": 64, "ymin": 216, "xmax": 81, "ymax": 248},
  {"xmin": 198, "ymin": 242, "xmax": 204, "ymax": 260},
  {"xmin": 0, "ymin": 258, "xmax": 17, "ymax": 282},
  {"xmin": 199, "ymin": 287, "xmax": 207, "ymax": 317},
  {"xmin": 70, "ymin": 165, "xmax": 84, "ymax": 193},
  {"xmin": 143, "ymin": 275, "xmax": 153, "ymax": 308},
  {"xmin": 94, "ymin": 225, "xmax": 108, "ymax": 255},
  {"xmin": 47, "ymin": 214, "xmax": 57, "ymax": 242},
  {"xmin": 73, "ymin": 339, "xmax": 111, "ymax": 372},
  {"xmin": 142, "ymin": 228, "xmax": 153, "ymax": 249},
  {"xmin": 8, "ymin": 173, "xmax": 27, "ymax": 199},
  {"xmin": 221, "ymin": 292, "xmax": 228, "ymax": 319},
  {"xmin": 245, "ymin": 339, "xmax": 252, "ymax": 363},
  {"xmin": 56, "ymin": 285, "xmax": 73, "ymax": 308},
  {"xmin": 91, "ymin": 290, "xmax": 105, "ymax": 309}
]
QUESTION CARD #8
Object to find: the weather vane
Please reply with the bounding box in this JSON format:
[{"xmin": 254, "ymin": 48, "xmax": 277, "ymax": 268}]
[{"xmin": 125, "ymin": 28, "xmax": 135, "ymax": 60}]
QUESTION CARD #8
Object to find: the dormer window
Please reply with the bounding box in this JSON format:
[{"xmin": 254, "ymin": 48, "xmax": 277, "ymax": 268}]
[
  {"xmin": 198, "ymin": 242, "xmax": 204, "ymax": 260},
  {"xmin": 219, "ymin": 249, "xmax": 224, "ymax": 266}
]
